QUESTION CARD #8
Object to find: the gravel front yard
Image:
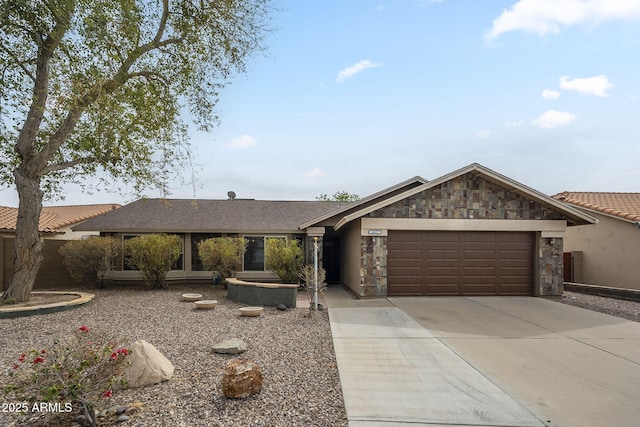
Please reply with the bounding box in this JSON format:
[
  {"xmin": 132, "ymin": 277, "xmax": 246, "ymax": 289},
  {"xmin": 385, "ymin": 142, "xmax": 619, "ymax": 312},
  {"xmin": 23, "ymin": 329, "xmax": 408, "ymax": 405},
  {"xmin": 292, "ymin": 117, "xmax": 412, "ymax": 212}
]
[
  {"xmin": 559, "ymin": 291, "xmax": 640, "ymax": 322},
  {"xmin": 1, "ymin": 285, "xmax": 638, "ymax": 427},
  {"xmin": 0, "ymin": 284, "xmax": 348, "ymax": 427}
]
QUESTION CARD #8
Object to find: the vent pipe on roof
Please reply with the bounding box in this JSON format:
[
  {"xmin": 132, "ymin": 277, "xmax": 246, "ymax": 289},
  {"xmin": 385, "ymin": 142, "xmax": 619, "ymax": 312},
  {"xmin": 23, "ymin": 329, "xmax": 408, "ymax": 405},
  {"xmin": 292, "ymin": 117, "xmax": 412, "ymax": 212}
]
[{"xmin": 227, "ymin": 191, "xmax": 236, "ymax": 200}]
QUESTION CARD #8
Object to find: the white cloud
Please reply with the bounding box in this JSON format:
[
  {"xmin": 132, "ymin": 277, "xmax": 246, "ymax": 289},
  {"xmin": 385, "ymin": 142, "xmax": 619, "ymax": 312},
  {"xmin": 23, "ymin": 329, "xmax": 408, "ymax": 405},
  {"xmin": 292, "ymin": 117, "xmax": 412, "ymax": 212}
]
[
  {"xmin": 226, "ymin": 134, "xmax": 257, "ymax": 149},
  {"xmin": 336, "ymin": 60, "xmax": 380, "ymax": 83},
  {"xmin": 542, "ymin": 89, "xmax": 561, "ymax": 100},
  {"xmin": 305, "ymin": 167, "xmax": 326, "ymax": 177},
  {"xmin": 559, "ymin": 75, "xmax": 614, "ymax": 97},
  {"xmin": 505, "ymin": 119, "xmax": 525, "ymax": 127},
  {"xmin": 476, "ymin": 130, "xmax": 492, "ymax": 139},
  {"xmin": 486, "ymin": 0, "xmax": 640, "ymax": 40},
  {"xmin": 531, "ymin": 110, "xmax": 576, "ymax": 128}
]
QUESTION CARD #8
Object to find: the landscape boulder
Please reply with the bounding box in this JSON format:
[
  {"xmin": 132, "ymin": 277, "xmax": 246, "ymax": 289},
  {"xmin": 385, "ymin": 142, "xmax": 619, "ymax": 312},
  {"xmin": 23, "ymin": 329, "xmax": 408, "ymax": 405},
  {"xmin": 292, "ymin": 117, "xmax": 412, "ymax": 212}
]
[
  {"xmin": 212, "ymin": 338, "xmax": 247, "ymax": 354},
  {"xmin": 123, "ymin": 340, "xmax": 174, "ymax": 388},
  {"xmin": 222, "ymin": 358, "xmax": 263, "ymax": 399}
]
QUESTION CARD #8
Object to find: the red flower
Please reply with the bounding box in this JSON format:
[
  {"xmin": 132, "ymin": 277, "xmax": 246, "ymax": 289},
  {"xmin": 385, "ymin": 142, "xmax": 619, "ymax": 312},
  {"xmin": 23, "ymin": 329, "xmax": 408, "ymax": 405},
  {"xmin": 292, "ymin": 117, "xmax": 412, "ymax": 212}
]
[
  {"xmin": 102, "ymin": 390, "xmax": 113, "ymax": 398},
  {"xmin": 18, "ymin": 353, "xmax": 26, "ymax": 362},
  {"xmin": 79, "ymin": 325, "xmax": 90, "ymax": 333},
  {"xmin": 110, "ymin": 352, "xmax": 118, "ymax": 360},
  {"xmin": 12, "ymin": 364, "xmax": 19, "ymax": 370},
  {"xmin": 40, "ymin": 349, "xmax": 46, "ymax": 354},
  {"xmin": 116, "ymin": 348, "xmax": 129, "ymax": 356},
  {"xmin": 32, "ymin": 357, "xmax": 45, "ymax": 364}
]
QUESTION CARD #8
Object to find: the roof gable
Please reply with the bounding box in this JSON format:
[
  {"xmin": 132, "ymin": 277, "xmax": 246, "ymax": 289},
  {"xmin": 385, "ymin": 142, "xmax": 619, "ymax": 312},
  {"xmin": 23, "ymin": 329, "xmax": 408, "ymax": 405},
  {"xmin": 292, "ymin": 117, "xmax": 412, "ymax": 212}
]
[
  {"xmin": 553, "ymin": 192, "xmax": 640, "ymax": 223},
  {"xmin": 332, "ymin": 163, "xmax": 597, "ymax": 229},
  {"xmin": 299, "ymin": 175, "xmax": 428, "ymax": 229}
]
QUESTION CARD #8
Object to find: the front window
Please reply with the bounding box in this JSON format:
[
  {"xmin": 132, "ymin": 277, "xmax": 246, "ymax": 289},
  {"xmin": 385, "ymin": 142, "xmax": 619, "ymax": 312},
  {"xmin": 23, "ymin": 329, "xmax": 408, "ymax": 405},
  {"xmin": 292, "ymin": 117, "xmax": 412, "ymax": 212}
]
[
  {"xmin": 243, "ymin": 236, "xmax": 287, "ymax": 271},
  {"xmin": 244, "ymin": 236, "xmax": 266, "ymax": 271},
  {"xmin": 191, "ymin": 233, "xmax": 221, "ymax": 271}
]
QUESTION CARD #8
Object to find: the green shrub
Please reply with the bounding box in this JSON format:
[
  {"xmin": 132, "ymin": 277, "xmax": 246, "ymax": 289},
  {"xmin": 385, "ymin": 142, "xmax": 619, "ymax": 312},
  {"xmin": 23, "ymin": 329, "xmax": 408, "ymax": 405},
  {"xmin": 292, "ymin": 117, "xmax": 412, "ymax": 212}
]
[
  {"xmin": 265, "ymin": 238, "xmax": 303, "ymax": 283},
  {"xmin": 125, "ymin": 234, "xmax": 182, "ymax": 289},
  {"xmin": 197, "ymin": 237, "xmax": 245, "ymax": 280},
  {"xmin": 4, "ymin": 325, "xmax": 130, "ymax": 427},
  {"xmin": 59, "ymin": 237, "xmax": 120, "ymax": 288}
]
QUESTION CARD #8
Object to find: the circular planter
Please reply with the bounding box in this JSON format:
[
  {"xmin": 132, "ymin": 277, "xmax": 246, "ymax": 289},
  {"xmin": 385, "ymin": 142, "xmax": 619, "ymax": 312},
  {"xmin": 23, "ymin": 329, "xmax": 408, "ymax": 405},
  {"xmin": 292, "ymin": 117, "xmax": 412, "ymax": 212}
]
[
  {"xmin": 239, "ymin": 306, "xmax": 263, "ymax": 317},
  {"xmin": 194, "ymin": 300, "xmax": 218, "ymax": 309},
  {"xmin": 182, "ymin": 293, "xmax": 202, "ymax": 302}
]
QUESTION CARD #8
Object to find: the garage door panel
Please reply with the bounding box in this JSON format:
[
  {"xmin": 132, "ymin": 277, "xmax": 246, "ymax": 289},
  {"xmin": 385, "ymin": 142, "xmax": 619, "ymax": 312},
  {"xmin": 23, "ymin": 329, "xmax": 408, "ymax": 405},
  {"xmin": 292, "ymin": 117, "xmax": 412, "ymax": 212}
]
[
  {"xmin": 388, "ymin": 231, "xmax": 533, "ymax": 296},
  {"xmin": 425, "ymin": 232, "xmax": 460, "ymax": 243},
  {"xmin": 500, "ymin": 251, "xmax": 530, "ymax": 260},
  {"xmin": 463, "ymin": 250, "xmax": 496, "ymax": 260},
  {"xmin": 462, "ymin": 233, "xmax": 497, "ymax": 243},
  {"xmin": 426, "ymin": 265, "xmax": 459, "ymax": 278},
  {"xmin": 463, "ymin": 267, "xmax": 497, "ymax": 277},
  {"xmin": 425, "ymin": 249, "xmax": 459, "ymax": 260}
]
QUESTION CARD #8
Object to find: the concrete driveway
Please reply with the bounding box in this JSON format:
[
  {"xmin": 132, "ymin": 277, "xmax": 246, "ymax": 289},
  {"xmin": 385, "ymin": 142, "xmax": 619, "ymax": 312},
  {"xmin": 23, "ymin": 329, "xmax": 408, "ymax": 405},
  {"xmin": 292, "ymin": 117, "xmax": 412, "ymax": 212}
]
[{"xmin": 324, "ymin": 286, "xmax": 640, "ymax": 427}]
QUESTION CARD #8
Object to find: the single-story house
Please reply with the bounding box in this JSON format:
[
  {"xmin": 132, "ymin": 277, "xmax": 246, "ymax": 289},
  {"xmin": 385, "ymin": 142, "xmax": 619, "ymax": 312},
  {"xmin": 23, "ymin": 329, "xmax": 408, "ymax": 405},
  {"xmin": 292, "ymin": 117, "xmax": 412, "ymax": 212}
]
[
  {"xmin": 0, "ymin": 203, "xmax": 121, "ymax": 290},
  {"xmin": 74, "ymin": 163, "xmax": 597, "ymax": 297},
  {"xmin": 552, "ymin": 192, "xmax": 640, "ymax": 291}
]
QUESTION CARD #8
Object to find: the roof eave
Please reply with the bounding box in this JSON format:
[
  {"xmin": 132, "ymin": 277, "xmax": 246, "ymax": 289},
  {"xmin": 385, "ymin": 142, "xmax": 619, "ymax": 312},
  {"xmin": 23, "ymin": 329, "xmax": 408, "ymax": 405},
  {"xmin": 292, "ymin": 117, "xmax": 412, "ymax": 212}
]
[
  {"xmin": 334, "ymin": 163, "xmax": 598, "ymax": 230},
  {"xmin": 299, "ymin": 175, "xmax": 428, "ymax": 229}
]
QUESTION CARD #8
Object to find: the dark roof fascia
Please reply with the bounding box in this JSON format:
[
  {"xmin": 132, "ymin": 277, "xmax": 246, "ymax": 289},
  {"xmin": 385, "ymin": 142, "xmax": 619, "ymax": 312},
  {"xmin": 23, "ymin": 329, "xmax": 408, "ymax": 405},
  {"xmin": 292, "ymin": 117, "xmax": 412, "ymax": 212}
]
[
  {"xmin": 333, "ymin": 163, "xmax": 597, "ymax": 230},
  {"xmin": 298, "ymin": 175, "xmax": 428, "ymax": 229}
]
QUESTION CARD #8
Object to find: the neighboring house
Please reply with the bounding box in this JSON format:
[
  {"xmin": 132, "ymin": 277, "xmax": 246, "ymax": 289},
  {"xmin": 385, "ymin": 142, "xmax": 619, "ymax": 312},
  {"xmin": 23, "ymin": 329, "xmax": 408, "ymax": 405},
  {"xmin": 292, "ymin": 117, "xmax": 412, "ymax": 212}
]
[
  {"xmin": 0, "ymin": 204, "xmax": 121, "ymax": 290},
  {"xmin": 552, "ymin": 192, "xmax": 640, "ymax": 291},
  {"xmin": 75, "ymin": 163, "xmax": 596, "ymax": 297}
]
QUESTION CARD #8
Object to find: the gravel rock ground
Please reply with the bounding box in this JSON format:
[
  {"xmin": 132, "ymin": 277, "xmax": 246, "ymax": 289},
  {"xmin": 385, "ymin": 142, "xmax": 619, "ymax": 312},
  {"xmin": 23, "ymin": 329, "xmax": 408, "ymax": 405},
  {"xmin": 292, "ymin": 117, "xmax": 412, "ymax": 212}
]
[
  {"xmin": 0, "ymin": 285, "xmax": 348, "ymax": 427},
  {"xmin": 559, "ymin": 291, "xmax": 640, "ymax": 322}
]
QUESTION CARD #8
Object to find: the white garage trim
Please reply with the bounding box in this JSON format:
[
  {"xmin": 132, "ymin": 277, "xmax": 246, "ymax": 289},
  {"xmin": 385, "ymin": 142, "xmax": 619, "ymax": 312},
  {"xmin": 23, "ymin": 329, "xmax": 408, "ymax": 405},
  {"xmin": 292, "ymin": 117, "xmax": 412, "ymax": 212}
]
[{"xmin": 361, "ymin": 218, "xmax": 567, "ymax": 234}]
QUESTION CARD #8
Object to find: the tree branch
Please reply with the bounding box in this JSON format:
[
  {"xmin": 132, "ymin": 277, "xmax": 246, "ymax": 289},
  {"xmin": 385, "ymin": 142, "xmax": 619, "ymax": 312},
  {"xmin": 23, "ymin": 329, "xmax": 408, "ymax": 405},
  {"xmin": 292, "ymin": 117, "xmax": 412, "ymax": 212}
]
[
  {"xmin": 42, "ymin": 4, "xmax": 183, "ymax": 161},
  {"xmin": 0, "ymin": 40, "xmax": 35, "ymax": 82},
  {"xmin": 15, "ymin": 1, "xmax": 75, "ymax": 172},
  {"xmin": 44, "ymin": 156, "xmax": 96, "ymax": 173}
]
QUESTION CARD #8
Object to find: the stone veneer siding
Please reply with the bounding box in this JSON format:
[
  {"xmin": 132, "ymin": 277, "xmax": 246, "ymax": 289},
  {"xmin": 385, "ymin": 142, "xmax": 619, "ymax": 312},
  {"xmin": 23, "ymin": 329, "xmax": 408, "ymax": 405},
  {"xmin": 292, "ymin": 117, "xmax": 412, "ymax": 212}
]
[
  {"xmin": 539, "ymin": 237, "xmax": 564, "ymax": 295},
  {"xmin": 357, "ymin": 173, "xmax": 566, "ymax": 297},
  {"xmin": 360, "ymin": 236, "xmax": 387, "ymax": 297},
  {"xmin": 368, "ymin": 173, "xmax": 565, "ymax": 221}
]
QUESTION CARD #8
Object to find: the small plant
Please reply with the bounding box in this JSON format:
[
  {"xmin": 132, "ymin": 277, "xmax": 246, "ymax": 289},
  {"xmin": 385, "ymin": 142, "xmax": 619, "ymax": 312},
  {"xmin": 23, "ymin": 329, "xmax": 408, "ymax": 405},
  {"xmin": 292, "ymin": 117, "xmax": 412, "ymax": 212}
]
[
  {"xmin": 125, "ymin": 234, "xmax": 182, "ymax": 289},
  {"xmin": 59, "ymin": 237, "xmax": 120, "ymax": 288},
  {"xmin": 299, "ymin": 264, "xmax": 327, "ymax": 316},
  {"xmin": 197, "ymin": 237, "xmax": 246, "ymax": 281},
  {"xmin": 265, "ymin": 238, "xmax": 304, "ymax": 283},
  {"xmin": 0, "ymin": 296, "xmax": 16, "ymax": 305},
  {"xmin": 4, "ymin": 326, "xmax": 130, "ymax": 427}
]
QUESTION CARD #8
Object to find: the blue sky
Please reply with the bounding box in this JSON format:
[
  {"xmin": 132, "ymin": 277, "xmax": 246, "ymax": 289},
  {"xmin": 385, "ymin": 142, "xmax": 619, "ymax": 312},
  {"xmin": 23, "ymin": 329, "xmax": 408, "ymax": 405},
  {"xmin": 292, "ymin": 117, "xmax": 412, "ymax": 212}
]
[{"xmin": 3, "ymin": 0, "xmax": 640, "ymax": 206}]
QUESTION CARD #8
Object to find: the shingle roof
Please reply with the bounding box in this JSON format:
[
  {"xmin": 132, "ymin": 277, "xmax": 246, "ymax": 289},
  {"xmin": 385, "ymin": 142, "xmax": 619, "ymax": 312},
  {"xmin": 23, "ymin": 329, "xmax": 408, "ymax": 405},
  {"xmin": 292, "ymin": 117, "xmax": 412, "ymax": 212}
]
[
  {"xmin": 0, "ymin": 204, "xmax": 121, "ymax": 234},
  {"xmin": 553, "ymin": 192, "xmax": 640, "ymax": 222},
  {"xmin": 72, "ymin": 199, "xmax": 347, "ymax": 233}
]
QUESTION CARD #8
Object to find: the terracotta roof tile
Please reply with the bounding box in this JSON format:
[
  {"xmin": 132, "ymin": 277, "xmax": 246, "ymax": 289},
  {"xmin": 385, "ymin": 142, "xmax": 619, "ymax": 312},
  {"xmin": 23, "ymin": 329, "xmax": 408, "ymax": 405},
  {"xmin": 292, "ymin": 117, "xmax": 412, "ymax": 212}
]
[
  {"xmin": 0, "ymin": 204, "xmax": 121, "ymax": 234},
  {"xmin": 552, "ymin": 192, "xmax": 640, "ymax": 222}
]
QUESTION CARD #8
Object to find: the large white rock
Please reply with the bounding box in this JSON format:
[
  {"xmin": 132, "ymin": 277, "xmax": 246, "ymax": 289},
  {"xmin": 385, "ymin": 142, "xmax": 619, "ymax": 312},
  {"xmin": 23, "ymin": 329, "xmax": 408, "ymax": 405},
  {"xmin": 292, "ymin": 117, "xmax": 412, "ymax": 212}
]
[{"xmin": 124, "ymin": 340, "xmax": 174, "ymax": 388}]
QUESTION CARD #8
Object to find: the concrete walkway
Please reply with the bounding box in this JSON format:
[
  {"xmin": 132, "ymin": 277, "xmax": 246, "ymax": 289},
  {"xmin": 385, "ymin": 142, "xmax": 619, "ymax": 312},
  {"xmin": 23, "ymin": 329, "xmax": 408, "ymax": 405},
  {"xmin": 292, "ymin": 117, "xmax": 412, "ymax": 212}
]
[
  {"xmin": 324, "ymin": 286, "xmax": 546, "ymax": 427},
  {"xmin": 324, "ymin": 286, "xmax": 640, "ymax": 427}
]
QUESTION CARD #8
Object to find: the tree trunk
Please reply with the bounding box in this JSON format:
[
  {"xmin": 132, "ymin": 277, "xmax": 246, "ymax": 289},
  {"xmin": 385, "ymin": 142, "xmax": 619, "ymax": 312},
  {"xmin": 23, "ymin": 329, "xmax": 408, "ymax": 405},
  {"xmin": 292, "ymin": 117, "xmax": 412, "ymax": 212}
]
[{"xmin": 1, "ymin": 170, "xmax": 44, "ymax": 302}]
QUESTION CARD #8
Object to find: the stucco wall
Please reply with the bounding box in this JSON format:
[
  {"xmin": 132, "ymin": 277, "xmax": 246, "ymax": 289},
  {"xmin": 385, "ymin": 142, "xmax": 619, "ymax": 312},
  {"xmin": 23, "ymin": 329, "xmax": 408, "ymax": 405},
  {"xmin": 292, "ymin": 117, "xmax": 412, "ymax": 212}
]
[
  {"xmin": 341, "ymin": 219, "xmax": 363, "ymax": 295},
  {"xmin": 563, "ymin": 212, "xmax": 640, "ymax": 290}
]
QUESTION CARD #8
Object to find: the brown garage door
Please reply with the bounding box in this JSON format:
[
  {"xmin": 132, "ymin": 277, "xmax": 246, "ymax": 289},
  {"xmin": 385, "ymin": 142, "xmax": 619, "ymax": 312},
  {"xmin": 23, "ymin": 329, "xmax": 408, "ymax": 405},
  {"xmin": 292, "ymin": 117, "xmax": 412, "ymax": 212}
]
[{"xmin": 387, "ymin": 231, "xmax": 533, "ymax": 296}]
